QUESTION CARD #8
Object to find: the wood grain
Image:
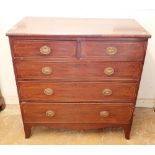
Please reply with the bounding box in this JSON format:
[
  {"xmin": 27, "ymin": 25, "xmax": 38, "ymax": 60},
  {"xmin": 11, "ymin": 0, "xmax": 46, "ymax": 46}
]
[
  {"xmin": 13, "ymin": 40, "xmax": 76, "ymax": 58},
  {"xmin": 18, "ymin": 82, "xmax": 138, "ymax": 102},
  {"xmin": 22, "ymin": 103, "xmax": 133, "ymax": 124},
  {"xmin": 15, "ymin": 60, "xmax": 142, "ymax": 82},
  {"xmin": 6, "ymin": 17, "xmax": 151, "ymax": 38},
  {"xmin": 81, "ymin": 41, "xmax": 147, "ymax": 61},
  {"xmin": 7, "ymin": 17, "xmax": 151, "ymax": 139}
]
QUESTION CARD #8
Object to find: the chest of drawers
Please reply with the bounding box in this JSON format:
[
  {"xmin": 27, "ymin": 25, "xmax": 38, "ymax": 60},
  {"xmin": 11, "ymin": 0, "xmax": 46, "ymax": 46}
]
[{"xmin": 7, "ymin": 17, "xmax": 151, "ymax": 139}]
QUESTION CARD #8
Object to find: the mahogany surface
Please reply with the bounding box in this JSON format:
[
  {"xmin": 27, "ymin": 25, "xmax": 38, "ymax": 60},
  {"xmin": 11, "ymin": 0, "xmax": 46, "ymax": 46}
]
[
  {"xmin": 7, "ymin": 17, "xmax": 151, "ymax": 139},
  {"xmin": 22, "ymin": 103, "xmax": 133, "ymax": 124},
  {"xmin": 18, "ymin": 82, "xmax": 138, "ymax": 103},
  {"xmin": 13, "ymin": 40, "xmax": 76, "ymax": 58},
  {"xmin": 6, "ymin": 17, "xmax": 150, "ymax": 38},
  {"xmin": 81, "ymin": 41, "xmax": 147, "ymax": 61},
  {"xmin": 15, "ymin": 61, "xmax": 142, "ymax": 81}
]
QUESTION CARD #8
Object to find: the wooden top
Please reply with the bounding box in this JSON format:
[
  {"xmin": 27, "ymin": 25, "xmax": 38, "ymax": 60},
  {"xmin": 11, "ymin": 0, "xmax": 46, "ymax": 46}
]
[{"xmin": 6, "ymin": 17, "xmax": 151, "ymax": 38}]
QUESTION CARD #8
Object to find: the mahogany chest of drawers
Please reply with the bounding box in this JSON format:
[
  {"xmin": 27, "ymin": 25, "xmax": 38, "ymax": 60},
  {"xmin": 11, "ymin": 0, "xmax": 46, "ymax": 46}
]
[{"xmin": 7, "ymin": 17, "xmax": 151, "ymax": 139}]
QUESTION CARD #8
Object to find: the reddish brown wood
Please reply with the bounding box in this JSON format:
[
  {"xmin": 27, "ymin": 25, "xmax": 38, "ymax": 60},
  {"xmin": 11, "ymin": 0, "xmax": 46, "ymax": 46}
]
[
  {"xmin": 22, "ymin": 103, "xmax": 133, "ymax": 124},
  {"xmin": 6, "ymin": 17, "xmax": 151, "ymax": 38},
  {"xmin": 12, "ymin": 40, "xmax": 76, "ymax": 58},
  {"xmin": 122, "ymin": 114, "xmax": 133, "ymax": 140},
  {"xmin": 6, "ymin": 17, "xmax": 151, "ymax": 139},
  {"xmin": 81, "ymin": 41, "xmax": 147, "ymax": 61},
  {"xmin": 26, "ymin": 122, "xmax": 131, "ymax": 130},
  {"xmin": 15, "ymin": 60, "xmax": 142, "ymax": 82},
  {"xmin": 23, "ymin": 123, "xmax": 31, "ymax": 138},
  {"xmin": 23, "ymin": 122, "xmax": 133, "ymax": 138},
  {"xmin": 18, "ymin": 82, "xmax": 138, "ymax": 103}
]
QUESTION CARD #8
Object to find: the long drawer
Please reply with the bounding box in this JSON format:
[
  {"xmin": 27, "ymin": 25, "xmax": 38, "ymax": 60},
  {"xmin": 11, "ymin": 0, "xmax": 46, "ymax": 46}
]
[
  {"xmin": 15, "ymin": 61, "xmax": 142, "ymax": 81},
  {"xmin": 22, "ymin": 103, "xmax": 133, "ymax": 124},
  {"xmin": 12, "ymin": 40, "xmax": 76, "ymax": 58},
  {"xmin": 18, "ymin": 82, "xmax": 138, "ymax": 102},
  {"xmin": 81, "ymin": 41, "xmax": 146, "ymax": 61}
]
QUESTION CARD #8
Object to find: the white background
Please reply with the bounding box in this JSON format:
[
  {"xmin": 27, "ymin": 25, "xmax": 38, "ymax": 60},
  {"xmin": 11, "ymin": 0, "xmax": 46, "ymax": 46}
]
[{"xmin": 0, "ymin": 0, "xmax": 155, "ymax": 107}]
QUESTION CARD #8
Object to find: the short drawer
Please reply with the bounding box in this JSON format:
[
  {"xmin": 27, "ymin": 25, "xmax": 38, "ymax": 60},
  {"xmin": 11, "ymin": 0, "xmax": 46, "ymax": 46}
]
[
  {"xmin": 22, "ymin": 103, "xmax": 133, "ymax": 124},
  {"xmin": 18, "ymin": 82, "xmax": 138, "ymax": 102},
  {"xmin": 15, "ymin": 61, "xmax": 142, "ymax": 81},
  {"xmin": 81, "ymin": 41, "xmax": 146, "ymax": 61},
  {"xmin": 12, "ymin": 40, "xmax": 76, "ymax": 58}
]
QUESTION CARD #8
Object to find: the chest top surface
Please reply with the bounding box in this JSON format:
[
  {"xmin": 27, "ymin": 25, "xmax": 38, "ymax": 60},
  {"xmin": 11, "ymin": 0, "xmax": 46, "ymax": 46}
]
[{"xmin": 6, "ymin": 17, "xmax": 151, "ymax": 38}]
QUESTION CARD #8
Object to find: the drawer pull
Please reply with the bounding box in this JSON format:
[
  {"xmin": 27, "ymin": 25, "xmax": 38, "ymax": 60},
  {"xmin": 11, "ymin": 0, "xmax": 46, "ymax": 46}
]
[
  {"xmin": 106, "ymin": 47, "xmax": 117, "ymax": 55},
  {"xmin": 102, "ymin": 89, "xmax": 112, "ymax": 96},
  {"xmin": 104, "ymin": 67, "xmax": 114, "ymax": 76},
  {"xmin": 100, "ymin": 111, "xmax": 110, "ymax": 117},
  {"xmin": 44, "ymin": 88, "xmax": 54, "ymax": 95},
  {"xmin": 42, "ymin": 67, "xmax": 52, "ymax": 75},
  {"xmin": 46, "ymin": 110, "xmax": 55, "ymax": 117},
  {"xmin": 40, "ymin": 45, "xmax": 51, "ymax": 55}
]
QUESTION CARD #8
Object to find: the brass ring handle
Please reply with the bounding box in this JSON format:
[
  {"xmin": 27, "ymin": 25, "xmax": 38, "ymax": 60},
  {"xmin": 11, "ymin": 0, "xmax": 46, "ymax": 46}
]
[
  {"xmin": 42, "ymin": 67, "xmax": 52, "ymax": 75},
  {"xmin": 44, "ymin": 88, "xmax": 54, "ymax": 96},
  {"xmin": 106, "ymin": 47, "xmax": 117, "ymax": 55},
  {"xmin": 100, "ymin": 111, "xmax": 110, "ymax": 117},
  {"xmin": 104, "ymin": 67, "xmax": 114, "ymax": 76},
  {"xmin": 46, "ymin": 110, "xmax": 55, "ymax": 117},
  {"xmin": 102, "ymin": 89, "xmax": 112, "ymax": 96},
  {"xmin": 40, "ymin": 45, "xmax": 51, "ymax": 55}
]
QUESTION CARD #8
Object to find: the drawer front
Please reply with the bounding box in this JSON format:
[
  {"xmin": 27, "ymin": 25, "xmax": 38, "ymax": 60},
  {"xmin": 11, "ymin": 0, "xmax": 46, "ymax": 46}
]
[
  {"xmin": 18, "ymin": 82, "xmax": 138, "ymax": 102},
  {"xmin": 13, "ymin": 40, "xmax": 76, "ymax": 58},
  {"xmin": 81, "ymin": 41, "xmax": 146, "ymax": 61},
  {"xmin": 22, "ymin": 103, "xmax": 133, "ymax": 124},
  {"xmin": 15, "ymin": 61, "xmax": 142, "ymax": 81}
]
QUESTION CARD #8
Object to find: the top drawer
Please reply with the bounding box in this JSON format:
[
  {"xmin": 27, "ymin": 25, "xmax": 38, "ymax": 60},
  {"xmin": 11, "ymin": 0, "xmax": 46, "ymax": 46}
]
[
  {"xmin": 81, "ymin": 41, "xmax": 146, "ymax": 61},
  {"xmin": 12, "ymin": 40, "xmax": 77, "ymax": 58}
]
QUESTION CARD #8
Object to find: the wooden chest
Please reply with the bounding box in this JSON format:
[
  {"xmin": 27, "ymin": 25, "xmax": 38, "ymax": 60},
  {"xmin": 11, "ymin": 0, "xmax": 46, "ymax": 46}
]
[{"xmin": 7, "ymin": 17, "xmax": 151, "ymax": 139}]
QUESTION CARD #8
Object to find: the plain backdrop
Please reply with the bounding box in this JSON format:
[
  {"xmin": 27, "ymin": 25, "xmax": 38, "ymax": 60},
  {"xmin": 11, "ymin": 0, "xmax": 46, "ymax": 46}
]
[{"xmin": 0, "ymin": 0, "xmax": 155, "ymax": 107}]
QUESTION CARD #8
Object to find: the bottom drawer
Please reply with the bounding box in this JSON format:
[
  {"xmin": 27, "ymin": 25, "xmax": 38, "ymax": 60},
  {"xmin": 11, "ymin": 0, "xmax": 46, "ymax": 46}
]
[{"xmin": 22, "ymin": 103, "xmax": 134, "ymax": 124}]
